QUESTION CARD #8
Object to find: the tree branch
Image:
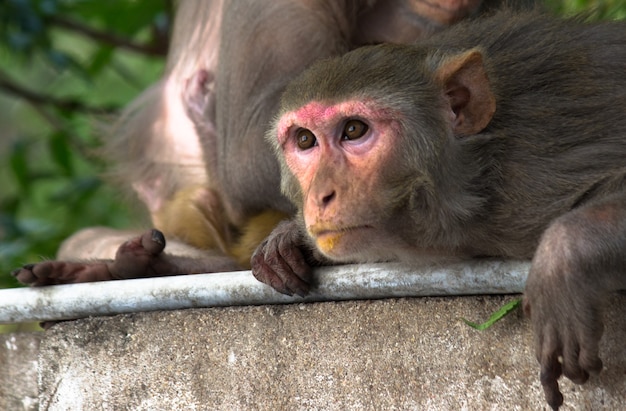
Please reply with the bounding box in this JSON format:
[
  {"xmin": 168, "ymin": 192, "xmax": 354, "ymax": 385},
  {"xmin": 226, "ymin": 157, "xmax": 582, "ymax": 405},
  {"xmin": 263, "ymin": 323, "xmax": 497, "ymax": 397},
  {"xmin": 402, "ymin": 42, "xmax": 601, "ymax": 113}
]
[
  {"xmin": 0, "ymin": 70, "xmax": 117, "ymax": 115},
  {"xmin": 48, "ymin": 15, "xmax": 168, "ymax": 57},
  {"xmin": 30, "ymin": 104, "xmax": 101, "ymax": 162}
]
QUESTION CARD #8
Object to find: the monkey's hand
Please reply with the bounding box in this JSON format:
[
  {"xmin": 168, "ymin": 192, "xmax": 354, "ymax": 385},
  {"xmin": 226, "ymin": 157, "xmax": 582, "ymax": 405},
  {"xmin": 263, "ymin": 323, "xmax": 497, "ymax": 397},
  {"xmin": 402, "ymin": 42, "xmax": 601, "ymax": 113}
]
[
  {"xmin": 524, "ymin": 225, "xmax": 611, "ymax": 409},
  {"xmin": 524, "ymin": 194, "xmax": 626, "ymax": 410},
  {"xmin": 524, "ymin": 276, "xmax": 604, "ymax": 410},
  {"xmin": 251, "ymin": 219, "xmax": 314, "ymax": 296},
  {"xmin": 12, "ymin": 229, "xmax": 168, "ymax": 286}
]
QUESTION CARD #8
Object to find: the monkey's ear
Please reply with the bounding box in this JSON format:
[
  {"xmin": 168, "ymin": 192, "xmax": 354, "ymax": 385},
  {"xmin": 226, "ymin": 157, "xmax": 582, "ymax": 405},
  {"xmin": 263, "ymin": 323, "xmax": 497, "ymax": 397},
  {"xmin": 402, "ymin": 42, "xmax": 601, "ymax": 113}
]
[{"xmin": 434, "ymin": 49, "xmax": 495, "ymax": 136}]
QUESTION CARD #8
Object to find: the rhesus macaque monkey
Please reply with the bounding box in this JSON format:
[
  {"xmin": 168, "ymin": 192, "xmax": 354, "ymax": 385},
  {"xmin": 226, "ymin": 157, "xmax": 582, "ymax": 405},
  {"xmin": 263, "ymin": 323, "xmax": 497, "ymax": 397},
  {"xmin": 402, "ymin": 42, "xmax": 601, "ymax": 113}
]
[
  {"xmin": 12, "ymin": 0, "xmax": 497, "ymax": 283},
  {"xmin": 251, "ymin": 10, "xmax": 626, "ymax": 409}
]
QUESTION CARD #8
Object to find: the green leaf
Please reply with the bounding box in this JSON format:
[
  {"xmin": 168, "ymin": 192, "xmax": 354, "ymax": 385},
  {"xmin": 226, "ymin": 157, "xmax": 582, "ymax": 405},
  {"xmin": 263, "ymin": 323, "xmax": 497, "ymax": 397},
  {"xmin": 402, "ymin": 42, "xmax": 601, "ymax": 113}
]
[
  {"xmin": 49, "ymin": 132, "xmax": 74, "ymax": 175},
  {"xmin": 49, "ymin": 176, "xmax": 101, "ymax": 203},
  {"xmin": 462, "ymin": 299, "xmax": 522, "ymax": 331},
  {"xmin": 9, "ymin": 139, "xmax": 31, "ymax": 193},
  {"xmin": 88, "ymin": 45, "xmax": 114, "ymax": 76}
]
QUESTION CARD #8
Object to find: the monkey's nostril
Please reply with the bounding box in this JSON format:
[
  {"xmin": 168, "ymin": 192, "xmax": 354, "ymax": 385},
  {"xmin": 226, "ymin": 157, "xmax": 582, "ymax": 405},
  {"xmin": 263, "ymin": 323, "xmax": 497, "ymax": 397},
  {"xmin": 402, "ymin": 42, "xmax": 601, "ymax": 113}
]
[{"xmin": 322, "ymin": 191, "xmax": 336, "ymax": 206}]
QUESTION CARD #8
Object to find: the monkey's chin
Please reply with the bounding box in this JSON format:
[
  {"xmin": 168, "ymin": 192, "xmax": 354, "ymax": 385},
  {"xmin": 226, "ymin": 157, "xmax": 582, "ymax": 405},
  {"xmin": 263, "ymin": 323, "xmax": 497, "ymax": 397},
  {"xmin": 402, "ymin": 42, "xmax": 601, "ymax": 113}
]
[{"xmin": 312, "ymin": 227, "xmax": 381, "ymax": 262}]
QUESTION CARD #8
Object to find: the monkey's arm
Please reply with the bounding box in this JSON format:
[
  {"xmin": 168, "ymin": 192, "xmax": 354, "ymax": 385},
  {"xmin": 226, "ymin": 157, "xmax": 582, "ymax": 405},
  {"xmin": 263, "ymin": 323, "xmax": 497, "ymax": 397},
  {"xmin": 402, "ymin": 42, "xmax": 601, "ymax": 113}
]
[
  {"xmin": 251, "ymin": 218, "xmax": 331, "ymax": 296},
  {"xmin": 523, "ymin": 191, "xmax": 626, "ymax": 410}
]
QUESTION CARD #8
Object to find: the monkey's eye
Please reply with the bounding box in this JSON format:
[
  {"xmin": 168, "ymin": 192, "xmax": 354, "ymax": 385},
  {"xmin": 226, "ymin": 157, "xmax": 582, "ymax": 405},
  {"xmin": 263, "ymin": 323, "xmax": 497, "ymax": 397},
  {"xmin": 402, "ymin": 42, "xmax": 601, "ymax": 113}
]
[
  {"xmin": 296, "ymin": 129, "xmax": 317, "ymax": 150},
  {"xmin": 342, "ymin": 119, "xmax": 368, "ymax": 140}
]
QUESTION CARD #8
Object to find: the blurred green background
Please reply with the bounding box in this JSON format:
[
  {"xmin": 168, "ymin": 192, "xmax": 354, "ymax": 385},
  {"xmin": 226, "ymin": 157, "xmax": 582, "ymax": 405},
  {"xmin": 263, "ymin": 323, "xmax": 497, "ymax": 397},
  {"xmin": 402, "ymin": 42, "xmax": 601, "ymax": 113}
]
[
  {"xmin": 0, "ymin": 0, "xmax": 624, "ymax": 332},
  {"xmin": 0, "ymin": 0, "xmax": 170, "ymax": 290}
]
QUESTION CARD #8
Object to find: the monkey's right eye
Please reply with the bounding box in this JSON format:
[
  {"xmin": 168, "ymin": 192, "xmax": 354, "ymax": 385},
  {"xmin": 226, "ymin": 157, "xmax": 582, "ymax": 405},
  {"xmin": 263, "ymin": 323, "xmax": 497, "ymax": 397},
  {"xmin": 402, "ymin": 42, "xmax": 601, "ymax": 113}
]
[
  {"xmin": 296, "ymin": 129, "xmax": 317, "ymax": 150},
  {"xmin": 342, "ymin": 119, "xmax": 368, "ymax": 140}
]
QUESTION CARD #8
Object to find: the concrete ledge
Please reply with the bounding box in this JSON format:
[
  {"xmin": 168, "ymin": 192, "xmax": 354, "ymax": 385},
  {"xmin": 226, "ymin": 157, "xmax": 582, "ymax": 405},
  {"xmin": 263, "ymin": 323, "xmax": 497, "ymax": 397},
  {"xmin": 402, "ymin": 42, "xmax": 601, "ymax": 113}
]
[
  {"xmin": 0, "ymin": 332, "xmax": 41, "ymax": 411},
  {"xmin": 38, "ymin": 295, "xmax": 626, "ymax": 410}
]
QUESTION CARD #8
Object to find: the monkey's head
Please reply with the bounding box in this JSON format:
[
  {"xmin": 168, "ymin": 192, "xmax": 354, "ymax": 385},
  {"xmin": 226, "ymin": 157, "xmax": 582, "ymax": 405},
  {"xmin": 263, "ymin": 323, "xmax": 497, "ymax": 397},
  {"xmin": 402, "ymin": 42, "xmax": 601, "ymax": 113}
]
[{"xmin": 268, "ymin": 44, "xmax": 496, "ymax": 262}]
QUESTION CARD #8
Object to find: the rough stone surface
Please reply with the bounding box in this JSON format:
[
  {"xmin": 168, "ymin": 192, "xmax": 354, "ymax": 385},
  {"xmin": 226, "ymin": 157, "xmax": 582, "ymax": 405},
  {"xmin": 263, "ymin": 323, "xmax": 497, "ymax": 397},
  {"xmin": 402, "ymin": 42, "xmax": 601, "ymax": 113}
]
[
  {"xmin": 37, "ymin": 295, "xmax": 626, "ymax": 410},
  {"xmin": 0, "ymin": 332, "xmax": 41, "ymax": 411}
]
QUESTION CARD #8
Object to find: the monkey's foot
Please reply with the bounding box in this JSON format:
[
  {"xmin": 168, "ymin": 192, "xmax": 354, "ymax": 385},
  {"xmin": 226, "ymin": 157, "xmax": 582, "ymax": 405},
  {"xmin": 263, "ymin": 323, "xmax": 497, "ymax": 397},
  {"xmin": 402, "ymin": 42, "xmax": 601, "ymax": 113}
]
[
  {"xmin": 12, "ymin": 229, "xmax": 168, "ymax": 286},
  {"xmin": 108, "ymin": 229, "xmax": 169, "ymax": 279},
  {"xmin": 11, "ymin": 260, "xmax": 115, "ymax": 286}
]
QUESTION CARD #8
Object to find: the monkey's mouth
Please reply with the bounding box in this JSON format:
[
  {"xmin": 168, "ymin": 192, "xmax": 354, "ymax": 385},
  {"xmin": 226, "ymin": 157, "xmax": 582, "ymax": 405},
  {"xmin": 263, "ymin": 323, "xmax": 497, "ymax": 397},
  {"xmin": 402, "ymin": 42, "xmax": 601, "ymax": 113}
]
[{"xmin": 309, "ymin": 224, "xmax": 373, "ymax": 238}]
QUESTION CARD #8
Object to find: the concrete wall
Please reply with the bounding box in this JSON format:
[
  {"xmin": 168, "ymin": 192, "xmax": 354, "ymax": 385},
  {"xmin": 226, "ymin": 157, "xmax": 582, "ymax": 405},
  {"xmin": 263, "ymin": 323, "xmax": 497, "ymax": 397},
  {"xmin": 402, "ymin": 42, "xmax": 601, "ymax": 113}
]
[
  {"xmin": 26, "ymin": 294, "xmax": 626, "ymax": 410},
  {"xmin": 0, "ymin": 332, "xmax": 41, "ymax": 411}
]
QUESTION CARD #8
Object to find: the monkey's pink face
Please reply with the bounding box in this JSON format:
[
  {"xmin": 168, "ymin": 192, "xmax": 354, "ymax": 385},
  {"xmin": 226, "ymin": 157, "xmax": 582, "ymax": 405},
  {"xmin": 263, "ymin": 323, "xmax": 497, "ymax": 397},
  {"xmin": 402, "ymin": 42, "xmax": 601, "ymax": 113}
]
[{"xmin": 276, "ymin": 100, "xmax": 404, "ymax": 261}]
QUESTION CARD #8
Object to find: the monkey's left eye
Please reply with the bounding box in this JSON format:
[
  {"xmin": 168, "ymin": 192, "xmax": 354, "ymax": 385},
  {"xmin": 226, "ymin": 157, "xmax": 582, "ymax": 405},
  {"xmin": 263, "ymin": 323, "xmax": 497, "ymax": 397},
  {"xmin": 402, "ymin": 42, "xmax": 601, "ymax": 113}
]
[
  {"xmin": 342, "ymin": 119, "xmax": 368, "ymax": 140},
  {"xmin": 296, "ymin": 129, "xmax": 317, "ymax": 150}
]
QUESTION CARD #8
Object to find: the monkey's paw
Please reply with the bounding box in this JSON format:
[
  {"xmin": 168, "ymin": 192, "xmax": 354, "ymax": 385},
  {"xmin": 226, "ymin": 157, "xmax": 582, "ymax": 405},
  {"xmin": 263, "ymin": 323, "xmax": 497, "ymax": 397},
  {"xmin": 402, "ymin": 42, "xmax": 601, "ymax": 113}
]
[
  {"xmin": 251, "ymin": 219, "xmax": 312, "ymax": 296},
  {"xmin": 524, "ymin": 277, "xmax": 604, "ymax": 410},
  {"xmin": 12, "ymin": 229, "xmax": 167, "ymax": 286}
]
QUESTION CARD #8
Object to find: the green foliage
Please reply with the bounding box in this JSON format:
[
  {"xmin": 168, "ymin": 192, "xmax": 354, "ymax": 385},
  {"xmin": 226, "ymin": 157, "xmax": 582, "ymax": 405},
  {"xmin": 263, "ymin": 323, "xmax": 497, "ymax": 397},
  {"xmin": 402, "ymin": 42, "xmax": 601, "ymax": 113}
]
[
  {"xmin": 0, "ymin": 0, "xmax": 169, "ymax": 71},
  {"xmin": 0, "ymin": 0, "xmax": 169, "ymax": 288},
  {"xmin": 545, "ymin": 0, "xmax": 626, "ymax": 20}
]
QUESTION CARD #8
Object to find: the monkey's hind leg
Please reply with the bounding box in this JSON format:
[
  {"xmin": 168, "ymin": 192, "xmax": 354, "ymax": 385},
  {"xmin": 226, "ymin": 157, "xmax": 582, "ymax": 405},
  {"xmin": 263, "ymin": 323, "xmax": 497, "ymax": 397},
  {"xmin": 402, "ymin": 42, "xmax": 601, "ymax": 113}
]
[{"xmin": 13, "ymin": 229, "xmax": 242, "ymax": 286}]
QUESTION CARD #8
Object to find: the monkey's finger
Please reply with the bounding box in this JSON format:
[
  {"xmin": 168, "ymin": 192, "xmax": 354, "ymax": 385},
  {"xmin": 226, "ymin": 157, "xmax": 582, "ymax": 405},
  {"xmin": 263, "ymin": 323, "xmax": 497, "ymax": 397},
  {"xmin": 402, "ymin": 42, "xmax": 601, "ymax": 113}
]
[
  {"xmin": 252, "ymin": 254, "xmax": 296, "ymax": 296},
  {"xmin": 281, "ymin": 260, "xmax": 311, "ymax": 297},
  {"xmin": 579, "ymin": 317, "xmax": 604, "ymax": 376},
  {"xmin": 115, "ymin": 229, "xmax": 166, "ymax": 259},
  {"xmin": 276, "ymin": 238, "xmax": 312, "ymax": 289},
  {"xmin": 141, "ymin": 229, "xmax": 167, "ymax": 255},
  {"xmin": 11, "ymin": 264, "xmax": 43, "ymax": 285},
  {"xmin": 560, "ymin": 337, "xmax": 589, "ymax": 385},
  {"xmin": 251, "ymin": 244, "xmax": 310, "ymax": 297},
  {"xmin": 268, "ymin": 248, "xmax": 310, "ymax": 297},
  {"xmin": 267, "ymin": 252, "xmax": 309, "ymax": 297},
  {"xmin": 560, "ymin": 305, "xmax": 604, "ymax": 383},
  {"xmin": 564, "ymin": 333, "xmax": 603, "ymax": 383},
  {"xmin": 537, "ymin": 327, "xmax": 564, "ymax": 410},
  {"xmin": 540, "ymin": 358, "xmax": 564, "ymax": 410},
  {"xmin": 111, "ymin": 230, "xmax": 166, "ymax": 279},
  {"xmin": 13, "ymin": 262, "xmax": 67, "ymax": 286},
  {"xmin": 578, "ymin": 345, "xmax": 603, "ymax": 376}
]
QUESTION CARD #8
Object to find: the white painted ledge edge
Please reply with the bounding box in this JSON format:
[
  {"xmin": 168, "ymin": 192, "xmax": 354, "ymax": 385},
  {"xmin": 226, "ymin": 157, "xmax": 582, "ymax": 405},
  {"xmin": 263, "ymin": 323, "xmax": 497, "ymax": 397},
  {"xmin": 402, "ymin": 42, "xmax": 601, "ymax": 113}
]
[{"xmin": 0, "ymin": 260, "xmax": 529, "ymax": 324}]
